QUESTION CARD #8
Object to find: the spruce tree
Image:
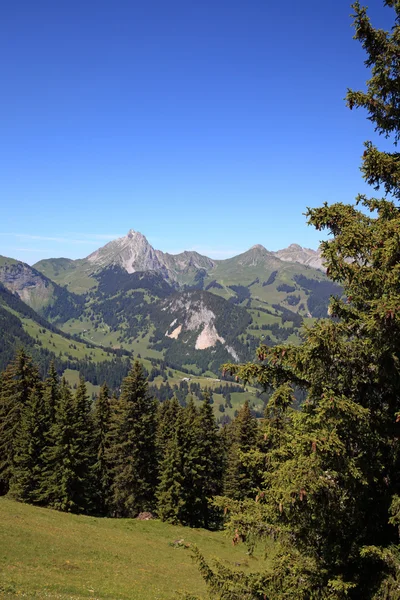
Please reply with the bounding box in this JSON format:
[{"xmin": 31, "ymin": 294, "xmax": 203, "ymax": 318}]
[
  {"xmin": 156, "ymin": 407, "xmax": 185, "ymax": 523},
  {"xmin": 196, "ymin": 393, "xmax": 223, "ymax": 528},
  {"xmin": 182, "ymin": 393, "xmax": 222, "ymax": 528},
  {"xmin": 156, "ymin": 397, "xmax": 181, "ymax": 454},
  {"xmin": 0, "ymin": 349, "xmax": 41, "ymax": 494},
  {"xmin": 9, "ymin": 385, "xmax": 47, "ymax": 504},
  {"xmin": 40, "ymin": 378, "xmax": 93, "ymax": 513},
  {"xmin": 108, "ymin": 360, "xmax": 157, "ymax": 517},
  {"xmin": 93, "ymin": 382, "xmax": 112, "ymax": 515},
  {"xmin": 43, "ymin": 360, "xmax": 59, "ymax": 427},
  {"xmin": 191, "ymin": 3, "xmax": 400, "ymax": 598},
  {"xmin": 223, "ymin": 400, "xmax": 261, "ymax": 501},
  {"xmin": 72, "ymin": 376, "xmax": 96, "ymax": 512}
]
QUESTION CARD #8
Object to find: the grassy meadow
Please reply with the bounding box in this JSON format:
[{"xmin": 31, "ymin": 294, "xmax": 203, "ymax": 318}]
[{"xmin": 0, "ymin": 498, "xmax": 272, "ymax": 600}]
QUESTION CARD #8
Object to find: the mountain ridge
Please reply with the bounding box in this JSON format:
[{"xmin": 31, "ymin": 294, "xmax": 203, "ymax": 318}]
[{"xmin": 33, "ymin": 228, "xmax": 324, "ymax": 288}]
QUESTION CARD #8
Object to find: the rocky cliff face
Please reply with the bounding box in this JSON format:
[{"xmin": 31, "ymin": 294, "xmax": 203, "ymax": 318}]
[
  {"xmin": 0, "ymin": 259, "xmax": 54, "ymax": 308},
  {"xmin": 162, "ymin": 292, "xmax": 240, "ymax": 360}
]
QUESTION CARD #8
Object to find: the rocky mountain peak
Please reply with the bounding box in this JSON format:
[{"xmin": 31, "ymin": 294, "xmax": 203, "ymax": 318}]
[
  {"xmin": 274, "ymin": 244, "xmax": 323, "ymax": 271},
  {"xmin": 250, "ymin": 244, "xmax": 267, "ymax": 252},
  {"xmin": 86, "ymin": 229, "xmax": 165, "ymax": 275}
]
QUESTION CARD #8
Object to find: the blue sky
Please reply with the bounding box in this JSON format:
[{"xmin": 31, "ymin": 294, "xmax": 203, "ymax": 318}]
[{"xmin": 0, "ymin": 0, "xmax": 393, "ymax": 264}]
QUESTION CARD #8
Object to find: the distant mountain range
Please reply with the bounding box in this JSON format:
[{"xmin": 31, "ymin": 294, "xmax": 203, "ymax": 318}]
[
  {"xmin": 33, "ymin": 230, "xmax": 324, "ymax": 289},
  {"xmin": 0, "ymin": 230, "xmax": 339, "ymax": 378}
]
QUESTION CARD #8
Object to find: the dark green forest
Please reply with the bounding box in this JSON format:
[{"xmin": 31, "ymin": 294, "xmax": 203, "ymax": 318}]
[{"xmin": 0, "ymin": 350, "xmax": 261, "ymax": 529}]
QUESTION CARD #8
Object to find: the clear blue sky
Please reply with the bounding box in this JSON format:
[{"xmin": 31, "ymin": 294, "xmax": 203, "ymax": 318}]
[{"xmin": 0, "ymin": 0, "xmax": 393, "ymax": 264}]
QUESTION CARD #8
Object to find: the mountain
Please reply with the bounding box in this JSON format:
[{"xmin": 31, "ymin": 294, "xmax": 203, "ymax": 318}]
[
  {"xmin": 33, "ymin": 229, "xmax": 322, "ymax": 292},
  {"xmin": 0, "ymin": 255, "xmax": 85, "ymax": 322},
  {"xmin": 0, "ymin": 229, "xmax": 339, "ymax": 378},
  {"xmin": 274, "ymin": 243, "xmax": 323, "ymax": 270},
  {"xmin": 34, "ymin": 230, "xmax": 215, "ymax": 290},
  {"xmin": 87, "ymin": 230, "xmax": 168, "ymax": 275}
]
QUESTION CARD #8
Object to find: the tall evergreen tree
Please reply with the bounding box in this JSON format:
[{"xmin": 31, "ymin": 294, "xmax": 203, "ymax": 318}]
[
  {"xmin": 43, "ymin": 360, "xmax": 59, "ymax": 427},
  {"xmin": 40, "ymin": 378, "xmax": 93, "ymax": 513},
  {"xmin": 182, "ymin": 393, "xmax": 222, "ymax": 528},
  {"xmin": 72, "ymin": 376, "xmax": 96, "ymax": 511},
  {"xmin": 156, "ymin": 407, "xmax": 185, "ymax": 523},
  {"xmin": 108, "ymin": 360, "xmax": 157, "ymax": 517},
  {"xmin": 0, "ymin": 349, "xmax": 41, "ymax": 495},
  {"xmin": 9, "ymin": 385, "xmax": 47, "ymax": 503},
  {"xmin": 223, "ymin": 400, "xmax": 261, "ymax": 501},
  {"xmin": 93, "ymin": 382, "xmax": 112, "ymax": 515},
  {"xmin": 156, "ymin": 396, "xmax": 181, "ymax": 461}
]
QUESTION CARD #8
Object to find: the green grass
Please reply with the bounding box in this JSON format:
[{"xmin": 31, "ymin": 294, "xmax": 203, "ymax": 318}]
[
  {"xmin": 0, "ymin": 255, "xmax": 19, "ymax": 267},
  {"xmin": 63, "ymin": 369, "xmax": 101, "ymax": 399},
  {"xmin": 20, "ymin": 318, "xmax": 111, "ymax": 363},
  {"xmin": 0, "ymin": 498, "xmax": 272, "ymax": 600},
  {"xmin": 33, "ymin": 259, "xmax": 97, "ymax": 294}
]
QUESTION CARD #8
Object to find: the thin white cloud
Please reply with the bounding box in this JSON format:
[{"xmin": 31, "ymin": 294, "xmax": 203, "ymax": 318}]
[
  {"xmin": 1, "ymin": 233, "xmax": 124, "ymax": 245},
  {"xmin": 15, "ymin": 234, "xmax": 93, "ymax": 244},
  {"xmin": 13, "ymin": 247, "xmax": 44, "ymax": 252}
]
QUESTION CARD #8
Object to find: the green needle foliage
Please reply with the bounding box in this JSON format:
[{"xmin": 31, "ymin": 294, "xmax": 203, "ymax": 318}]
[
  {"xmin": 191, "ymin": 2, "xmax": 400, "ymax": 598},
  {"xmin": 0, "ymin": 349, "xmax": 41, "ymax": 495},
  {"xmin": 107, "ymin": 359, "xmax": 158, "ymax": 517},
  {"xmin": 186, "ymin": 393, "xmax": 223, "ymax": 529},
  {"xmin": 43, "ymin": 360, "xmax": 59, "ymax": 427},
  {"xmin": 9, "ymin": 385, "xmax": 47, "ymax": 504},
  {"xmin": 71, "ymin": 376, "xmax": 96, "ymax": 511},
  {"xmin": 93, "ymin": 382, "xmax": 112, "ymax": 515},
  {"xmin": 156, "ymin": 396, "xmax": 182, "ymax": 460},
  {"xmin": 156, "ymin": 407, "xmax": 186, "ymax": 524},
  {"xmin": 40, "ymin": 378, "xmax": 94, "ymax": 514},
  {"xmin": 223, "ymin": 400, "xmax": 262, "ymax": 501}
]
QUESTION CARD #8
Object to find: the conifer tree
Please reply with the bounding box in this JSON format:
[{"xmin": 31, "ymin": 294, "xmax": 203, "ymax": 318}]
[
  {"xmin": 43, "ymin": 360, "xmax": 59, "ymax": 426},
  {"xmin": 192, "ymin": 3, "xmax": 400, "ymax": 598},
  {"xmin": 9, "ymin": 385, "xmax": 47, "ymax": 504},
  {"xmin": 40, "ymin": 378, "xmax": 93, "ymax": 513},
  {"xmin": 0, "ymin": 349, "xmax": 41, "ymax": 494},
  {"xmin": 155, "ymin": 396, "xmax": 181, "ymax": 460},
  {"xmin": 196, "ymin": 394, "xmax": 223, "ymax": 528},
  {"xmin": 156, "ymin": 407, "xmax": 185, "ymax": 523},
  {"xmin": 182, "ymin": 394, "xmax": 222, "ymax": 528},
  {"xmin": 93, "ymin": 382, "xmax": 112, "ymax": 515},
  {"xmin": 72, "ymin": 376, "xmax": 96, "ymax": 511},
  {"xmin": 223, "ymin": 400, "xmax": 261, "ymax": 501},
  {"xmin": 108, "ymin": 360, "xmax": 157, "ymax": 517}
]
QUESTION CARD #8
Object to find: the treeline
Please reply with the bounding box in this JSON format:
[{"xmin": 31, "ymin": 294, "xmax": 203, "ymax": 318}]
[{"xmin": 0, "ymin": 349, "xmax": 264, "ymax": 528}]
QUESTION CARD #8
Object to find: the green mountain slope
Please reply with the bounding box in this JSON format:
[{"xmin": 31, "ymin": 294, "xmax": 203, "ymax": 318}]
[
  {"xmin": 0, "ymin": 255, "xmax": 85, "ymax": 321},
  {"xmin": 0, "ymin": 282, "xmax": 131, "ymax": 387},
  {"xmin": 0, "ymin": 280, "xmax": 257, "ymax": 415}
]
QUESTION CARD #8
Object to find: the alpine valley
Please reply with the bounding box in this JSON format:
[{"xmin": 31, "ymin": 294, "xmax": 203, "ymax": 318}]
[{"xmin": 0, "ymin": 230, "xmax": 340, "ymax": 411}]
